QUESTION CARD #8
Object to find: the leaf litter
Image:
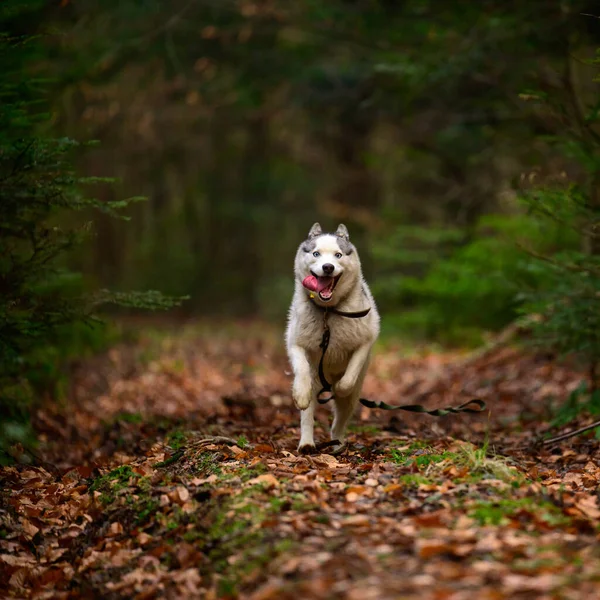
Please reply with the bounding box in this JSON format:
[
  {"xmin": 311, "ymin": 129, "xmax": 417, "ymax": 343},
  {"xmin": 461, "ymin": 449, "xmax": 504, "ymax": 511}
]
[{"xmin": 2, "ymin": 323, "xmax": 600, "ymax": 598}]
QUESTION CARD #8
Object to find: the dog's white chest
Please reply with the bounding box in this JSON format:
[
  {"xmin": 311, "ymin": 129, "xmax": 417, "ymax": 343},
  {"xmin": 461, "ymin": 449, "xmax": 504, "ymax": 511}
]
[{"xmin": 303, "ymin": 316, "xmax": 366, "ymax": 372}]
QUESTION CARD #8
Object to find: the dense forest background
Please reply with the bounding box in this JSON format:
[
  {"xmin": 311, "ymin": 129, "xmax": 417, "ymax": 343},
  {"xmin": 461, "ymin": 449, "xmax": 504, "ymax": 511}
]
[
  {"xmin": 31, "ymin": 0, "xmax": 598, "ymax": 333},
  {"xmin": 3, "ymin": 0, "xmax": 600, "ymax": 417}
]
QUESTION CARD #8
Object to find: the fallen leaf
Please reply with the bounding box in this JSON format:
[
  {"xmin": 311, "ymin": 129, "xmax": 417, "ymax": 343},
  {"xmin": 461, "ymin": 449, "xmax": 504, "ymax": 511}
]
[
  {"xmin": 21, "ymin": 519, "xmax": 39, "ymax": 538},
  {"xmin": 575, "ymin": 494, "xmax": 600, "ymax": 520},
  {"xmin": 247, "ymin": 473, "xmax": 279, "ymax": 490},
  {"xmin": 342, "ymin": 515, "xmax": 370, "ymax": 527},
  {"xmin": 108, "ymin": 522, "xmax": 123, "ymax": 536}
]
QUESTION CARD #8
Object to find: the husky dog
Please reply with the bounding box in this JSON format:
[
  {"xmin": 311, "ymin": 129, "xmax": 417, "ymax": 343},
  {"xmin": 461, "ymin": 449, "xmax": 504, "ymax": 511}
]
[{"xmin": 285, "ymin": 223, "xmax": 380, "ymax": 454}]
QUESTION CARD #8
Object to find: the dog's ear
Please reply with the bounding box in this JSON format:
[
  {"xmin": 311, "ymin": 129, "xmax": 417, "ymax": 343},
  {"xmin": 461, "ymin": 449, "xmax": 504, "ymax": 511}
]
[
  {"xmin": 308, "ymin": 222, "xmax": 322, "ymax": 239},
  {"xmin": 335, "ymin": 223, "xmax": 350, "ymax": 241}
]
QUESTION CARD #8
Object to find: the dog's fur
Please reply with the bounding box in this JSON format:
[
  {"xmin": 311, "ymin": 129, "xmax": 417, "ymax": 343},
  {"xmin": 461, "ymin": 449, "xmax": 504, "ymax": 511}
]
[{"xmin": 285, "ymin": 223, "xmax": 380, "ymax": 454}]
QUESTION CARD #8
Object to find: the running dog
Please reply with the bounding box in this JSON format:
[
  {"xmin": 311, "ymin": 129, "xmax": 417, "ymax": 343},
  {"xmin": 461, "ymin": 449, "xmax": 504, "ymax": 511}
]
[{"xmin": 285, "ymin": 223, "xmax": 380, "ymax": 454}]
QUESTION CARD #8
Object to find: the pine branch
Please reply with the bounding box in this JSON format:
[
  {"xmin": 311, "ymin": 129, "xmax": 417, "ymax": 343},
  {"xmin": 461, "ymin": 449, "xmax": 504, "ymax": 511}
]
[{"xmin": 517, "ymin": 243, "xmax": 600, "ymax": 278}]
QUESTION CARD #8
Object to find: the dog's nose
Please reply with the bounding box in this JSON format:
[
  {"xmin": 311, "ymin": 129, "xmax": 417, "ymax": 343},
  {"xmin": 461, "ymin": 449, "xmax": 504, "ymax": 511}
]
[{"xmin": 322, "ymin": 263, "xmax": 335, "ymax": 275}]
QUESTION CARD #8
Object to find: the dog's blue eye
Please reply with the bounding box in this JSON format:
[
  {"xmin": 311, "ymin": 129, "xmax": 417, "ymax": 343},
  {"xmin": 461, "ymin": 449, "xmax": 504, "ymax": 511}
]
[
  {"xmin": 335, "ymin": 253, "xmax": 342, "ymax": 259},
  {"xmin": 313, "ymin": 251, "xmax": 320, "ymax": 257}
]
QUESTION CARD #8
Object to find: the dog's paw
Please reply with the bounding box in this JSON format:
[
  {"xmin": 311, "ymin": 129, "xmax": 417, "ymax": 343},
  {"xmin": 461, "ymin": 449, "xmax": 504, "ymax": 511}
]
[
  {"xmin": 297, "ymin": 443, "xmax": 317, "ymax": 455},
  {"xmin": 334, "ymin": 376, "xmax": 355, "ymax": 398},
  {"xmin": 329, "ymin": 441, "xmax": 348, "ymax": 456},
  {"xmin": 292, "ymin": 379, "xmax": 312, "ymax": 410}
]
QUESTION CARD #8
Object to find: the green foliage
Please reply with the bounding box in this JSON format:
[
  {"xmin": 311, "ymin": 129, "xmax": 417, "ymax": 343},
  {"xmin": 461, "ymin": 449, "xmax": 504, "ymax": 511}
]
[
  {"xmin": 517, "ymin": 199, "xmax": 600, "ymax": 380},
  {"xmin": 521, "ymin": 259, "xmax": 600, "ymax": 362},
  {"xmin": 165, "ymin": 429, "xmax": 188, "ymax": 451},
  {"xmin": 373, "ymin": 214, "xmax": 576, "ymax": 344},
  {"xmin": 35, "ymin": 0, "xmax": 586, "ymax": 320},
  {"xmin": 515, "ymin": 69, "xmax": 600, "ymax": 387},
  {"xmin": 90, "ymin": 465, "xmax": 141, "ymax": 504},
  {"xmin": 470, "ymin": 497, "xmax": 570, "ymax": 527},
  {"xmin": 548, "ymin": 382, "xmax": 600, "ymax": 437},
  {"xmin": 0, "ymin": 7, "xmax": 185, "ymax": 461},
  {"xmin": 201, "ymin": 482, "xmax": 292, "ymax": 596}
]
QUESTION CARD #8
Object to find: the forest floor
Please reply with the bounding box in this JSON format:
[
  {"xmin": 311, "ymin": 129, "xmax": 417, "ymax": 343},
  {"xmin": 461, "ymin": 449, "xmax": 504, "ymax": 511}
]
[{"xmin": 2, "ymin": 321, "xmax": 600, "ymax": 599}]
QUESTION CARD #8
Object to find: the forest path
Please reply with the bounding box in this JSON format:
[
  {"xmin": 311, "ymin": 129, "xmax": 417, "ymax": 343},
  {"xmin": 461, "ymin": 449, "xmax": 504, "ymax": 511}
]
[{"xmin": 2, "ymin": 322, "xmax": 600, "ymax": 599}]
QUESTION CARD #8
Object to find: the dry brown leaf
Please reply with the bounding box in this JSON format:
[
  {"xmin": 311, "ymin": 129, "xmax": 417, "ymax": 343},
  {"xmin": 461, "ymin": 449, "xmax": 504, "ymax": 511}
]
[
  {"xmin": 415, "ymin": 539, "xmax": 452, "ymax": 559},
  {"xmin": 342, "ymin": 515, "xmax": 370, "ymax": 527},
  {"xmin": 21, "ymin": 519, "xmax": 39, "ymax": 538},
  {"xmin": 9, "ymin": 567, "xmax": 29, "ymax": 589},
  {"xmin": 575, "ymin": 495, "xmax": 600, "ymax": 520},
  {"xmin": 247, "ymin": 473, "xmax": 279, "ymax": 490},
  {"xmin": 108, "ymin": 522, "xmax": 123, "ymax": 536},
  {"xmin": 0, "ymin": 553, "xmax": 37, "ymax": 567}
]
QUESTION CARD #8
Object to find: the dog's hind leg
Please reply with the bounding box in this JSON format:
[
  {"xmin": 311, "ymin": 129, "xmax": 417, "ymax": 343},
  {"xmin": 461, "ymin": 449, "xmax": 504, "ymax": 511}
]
[
  {"xmin": 330, "ymin": 392, "xmax": 359, "ymax": 455},
  {"xmin": 334, "ymin": 344, "xmax": 372, "ymax": 398},
  {"xmin": 298, "ymin": 399, "xmax": 317, "ymax": 454},
  {"xmin": 330, "ymin": 366, "xmax": 368, "ymax": 454}
]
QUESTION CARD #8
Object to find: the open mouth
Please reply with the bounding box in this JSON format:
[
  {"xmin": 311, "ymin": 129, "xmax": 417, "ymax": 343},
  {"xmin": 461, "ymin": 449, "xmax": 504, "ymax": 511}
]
[{"xmin": 302, "ymin": 271, "xmax": 342, "ymax": 302}]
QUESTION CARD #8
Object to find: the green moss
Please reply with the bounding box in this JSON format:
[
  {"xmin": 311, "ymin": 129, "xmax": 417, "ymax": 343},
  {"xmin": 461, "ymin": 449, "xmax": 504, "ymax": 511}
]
[
  {"xmin": 154, "ymin": 450, "xmax": 184, "ymax": 468},
  {"xmin": 414, "ymin": 453, "xmax": 453, "ymax": 467},
  {"xmin": 90, "ymin": 465, "xmax": 140, "ymax": 504},
  {"xmin": 166, "ymin": 429, "xmax": 188, "ymax": 450},
  {"xmin": 166, "ymin": 519, "xmax": 180, "ymax": 531},
  {"xmin": 289, "ymin": 493, "xmax": 318, "ymax": 512},
  {"xmin": 398, "ymin": 474, "xmax": 434, "ymax": 486},
  {"xmin": 313, "ymin": 514, "xmax": 330, "ymax": 524},
  {"xmin": 470, "ymin": 497, "xmax": 571, "ymax": 527},
  {"xmin": 135, "ymin": 497, "xmax": 160, "ymax": 525},
  {"xmin": 183, "ymin": 529, "xmax": 201, "ymax": 543},
  {"xmin": 90, "ymin": 467, "xmax": 162, "ymax": 526},
  {"xmin": 90, "ymin": 465, "xmax": 138, "ymax": 490},
  {"xmin": 115, "ymin": 412, "xmax": 143, "ymax": 424},
  {"xmin": 217, "ymin": 579, "xmax": 237, "ymax": 598},
  {"xmin": 122, "ymin": 477, "xmax": 160, "ymax": 525},
  {"xmin": 512, "ymin": 557, "xmax": 564, "ymax": 573},
  {"xmin": 179, "ymin": 482, "xmax": 296, "ymax": 595},
  {"xmin": 268, "ymin": 497, "xmax": 287, "ymax": 512},
  {"xmin": 228, "ymin": 463, "xmax": 267, "ymax": 482},
  {"xmin": 389, "ymin": 442, "xmax": 452, "ymax": 467},
  {"xmin": 196, "ymin": 452, "xmax": 223, "ymax": 475},
  {"xmin": 237, "ymin": 435, "xmax": 249, "ymax": 449}
]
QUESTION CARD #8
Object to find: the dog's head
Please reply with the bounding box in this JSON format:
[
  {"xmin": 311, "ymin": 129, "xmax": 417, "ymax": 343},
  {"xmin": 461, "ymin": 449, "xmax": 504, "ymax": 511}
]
[{"xmin": 294, "ymin": 222, "xmax": 361, "ymax": 305}]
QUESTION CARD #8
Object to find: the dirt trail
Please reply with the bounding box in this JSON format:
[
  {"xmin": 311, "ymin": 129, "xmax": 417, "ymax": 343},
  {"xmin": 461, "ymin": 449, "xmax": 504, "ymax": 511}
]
[{"xmin": 1, "ymin": 323, "xmax": 600, "ymax": 599}]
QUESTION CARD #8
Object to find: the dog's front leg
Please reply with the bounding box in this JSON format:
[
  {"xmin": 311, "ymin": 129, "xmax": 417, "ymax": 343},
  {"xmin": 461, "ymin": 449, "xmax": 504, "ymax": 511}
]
[
  {"xmin": 334, "ymin": 343, "xmax": 373, "ymax": 398},
  {"xmin": 288, "ymin": 344, "xmax": 313, "ymax": 410},
  {"xmin": 298, "ymin": 399, "xmax": 316, "ymax": 453},
  {"xmin": 288, "ymin": 344, "xmax": 317, "ymax": 453}
]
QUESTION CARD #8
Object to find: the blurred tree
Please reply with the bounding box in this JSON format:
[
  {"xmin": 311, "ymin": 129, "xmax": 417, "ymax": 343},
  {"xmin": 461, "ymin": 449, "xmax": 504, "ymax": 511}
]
[
  {"xmin": 517, "ymin": 38, "xmax": 600, "ymax": 390},
  {"xmin": 0, "ymin": 0, "xmax": 182, "ymax": 461},
  {"xmin": 35, "ymin": 0, "xmax": 600, "ymax": 328}
]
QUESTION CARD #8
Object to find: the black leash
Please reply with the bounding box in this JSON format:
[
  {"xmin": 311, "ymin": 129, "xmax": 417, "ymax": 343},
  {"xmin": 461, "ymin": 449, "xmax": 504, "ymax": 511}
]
[{"xmin": 311, "ymin": 299, "xmax": 486, "ymax": 416}]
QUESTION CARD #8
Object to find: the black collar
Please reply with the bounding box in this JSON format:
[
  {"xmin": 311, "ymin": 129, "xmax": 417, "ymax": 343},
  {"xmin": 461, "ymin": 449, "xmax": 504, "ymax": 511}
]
[{"xmin": 309, "ymin": 297, "xmax": 371, "ymax": 319}]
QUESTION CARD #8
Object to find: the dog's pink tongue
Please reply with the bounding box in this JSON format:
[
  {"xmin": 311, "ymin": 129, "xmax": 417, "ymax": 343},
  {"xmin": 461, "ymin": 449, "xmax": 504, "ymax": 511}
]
[
  {"xmin": 302, "ymin": 275, "xmax": 318, "ymax": 292},
  {"xmin": 302, "ymin": 275, "xmax": 333, "ymax": 293}
]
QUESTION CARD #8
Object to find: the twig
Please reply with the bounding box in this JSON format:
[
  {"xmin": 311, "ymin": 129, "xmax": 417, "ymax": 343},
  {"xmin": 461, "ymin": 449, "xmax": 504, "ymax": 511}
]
[
  {"xmin": 191, "ymin": 436, "xmax": 245, "ymax": 447},
  {"xmin": 542, "ymin": 419, "xmax": 600, "ymax": 445}
]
